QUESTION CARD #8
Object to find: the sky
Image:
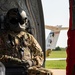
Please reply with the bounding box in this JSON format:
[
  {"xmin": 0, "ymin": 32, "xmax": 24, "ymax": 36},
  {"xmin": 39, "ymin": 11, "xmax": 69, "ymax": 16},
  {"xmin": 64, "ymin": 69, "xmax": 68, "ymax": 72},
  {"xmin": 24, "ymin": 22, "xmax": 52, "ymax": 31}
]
[{"xmin": 41, "ymin": 0, "xmax": 69, "ymax": 48}]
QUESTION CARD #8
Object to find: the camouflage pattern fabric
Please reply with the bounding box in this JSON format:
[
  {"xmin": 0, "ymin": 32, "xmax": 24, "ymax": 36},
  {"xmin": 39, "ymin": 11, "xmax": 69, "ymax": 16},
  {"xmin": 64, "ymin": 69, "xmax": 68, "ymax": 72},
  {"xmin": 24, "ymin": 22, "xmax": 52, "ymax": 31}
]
[
  {"xmin": 28, "ymin": 66, "xmax": 53, "ymax": 75},
  {"xmin": 0, "ymin": 31, "xmax": 44, "ymax": 66}
]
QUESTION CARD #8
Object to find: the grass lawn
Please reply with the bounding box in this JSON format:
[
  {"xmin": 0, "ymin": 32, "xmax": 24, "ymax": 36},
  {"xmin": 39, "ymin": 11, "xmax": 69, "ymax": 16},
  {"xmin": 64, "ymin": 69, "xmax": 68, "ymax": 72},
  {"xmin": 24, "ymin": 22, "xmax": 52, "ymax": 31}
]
[
  {"xmin": 45, "ymin": 60, "xmax": 66, "ymax": 69},
  {"xmin": 45, "ymin": 50, "xmax": 67, "ymax": 69},
  {"xmin": 47, "ymin": 50, "xmax": 67, "ymax": 58}
]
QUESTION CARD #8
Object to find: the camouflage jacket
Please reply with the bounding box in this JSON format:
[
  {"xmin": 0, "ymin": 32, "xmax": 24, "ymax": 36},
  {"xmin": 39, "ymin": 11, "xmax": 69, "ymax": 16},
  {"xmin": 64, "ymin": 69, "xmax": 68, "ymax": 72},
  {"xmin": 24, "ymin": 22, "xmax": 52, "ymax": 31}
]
[{"xmin": 0, "ymin": 31, "xmax": 44, "ymax": 66}]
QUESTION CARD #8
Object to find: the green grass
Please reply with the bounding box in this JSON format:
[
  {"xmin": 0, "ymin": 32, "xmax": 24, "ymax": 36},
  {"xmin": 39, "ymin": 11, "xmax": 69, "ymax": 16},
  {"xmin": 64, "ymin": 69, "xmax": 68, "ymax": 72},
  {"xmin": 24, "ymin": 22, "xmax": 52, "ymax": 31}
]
[
  {"xmin": 45, "ymin": 60, "xmax": 66, "ymax": 69},
  {"xmin": 48, "ymin": 50, "xmax": 67, "ymax": 58},
  {"xmin": 45, "ymin": 50, "xmax": 67, "ymax": 69}
]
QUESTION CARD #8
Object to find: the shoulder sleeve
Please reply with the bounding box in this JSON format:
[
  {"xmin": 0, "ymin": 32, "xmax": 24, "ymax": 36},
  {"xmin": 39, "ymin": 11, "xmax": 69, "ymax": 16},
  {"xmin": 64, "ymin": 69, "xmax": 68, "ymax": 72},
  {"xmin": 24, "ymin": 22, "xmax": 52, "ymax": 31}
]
[{"xmin": 29, "ymin": 34, "xmax": 44, "ymax": 66}]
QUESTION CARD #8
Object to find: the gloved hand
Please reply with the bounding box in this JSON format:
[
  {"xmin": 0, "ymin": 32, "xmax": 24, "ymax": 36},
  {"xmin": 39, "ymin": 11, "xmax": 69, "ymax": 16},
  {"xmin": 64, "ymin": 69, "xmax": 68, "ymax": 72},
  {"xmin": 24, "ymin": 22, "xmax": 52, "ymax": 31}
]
[{"xmin": 22, "ymin": 60, "xmax": 33, "ymax": 68}]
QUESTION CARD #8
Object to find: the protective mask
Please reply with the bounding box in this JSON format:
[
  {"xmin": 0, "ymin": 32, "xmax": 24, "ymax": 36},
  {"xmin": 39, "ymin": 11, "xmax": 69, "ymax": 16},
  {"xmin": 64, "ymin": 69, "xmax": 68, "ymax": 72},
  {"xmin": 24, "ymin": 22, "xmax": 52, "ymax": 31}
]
[{"xmin": 5, "ymin": 8, "xmax": 28, "ymax": 32}]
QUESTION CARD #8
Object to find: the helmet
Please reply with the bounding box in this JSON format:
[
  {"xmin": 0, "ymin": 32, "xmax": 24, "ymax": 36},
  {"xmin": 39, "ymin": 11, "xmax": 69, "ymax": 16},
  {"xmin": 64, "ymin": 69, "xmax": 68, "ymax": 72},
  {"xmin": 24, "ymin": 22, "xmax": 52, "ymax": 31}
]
[{"xmin": 5, "ymin": 8, "xmax": 28, "ymax": 32}]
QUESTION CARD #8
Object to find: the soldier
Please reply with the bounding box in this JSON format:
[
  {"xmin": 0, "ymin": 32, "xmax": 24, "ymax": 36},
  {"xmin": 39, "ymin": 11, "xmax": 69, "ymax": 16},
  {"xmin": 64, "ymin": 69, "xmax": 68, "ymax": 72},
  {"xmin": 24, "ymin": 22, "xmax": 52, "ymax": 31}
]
[{"xmin": 0, "ymin": 8, "xmax": 44, "ymax": 68}]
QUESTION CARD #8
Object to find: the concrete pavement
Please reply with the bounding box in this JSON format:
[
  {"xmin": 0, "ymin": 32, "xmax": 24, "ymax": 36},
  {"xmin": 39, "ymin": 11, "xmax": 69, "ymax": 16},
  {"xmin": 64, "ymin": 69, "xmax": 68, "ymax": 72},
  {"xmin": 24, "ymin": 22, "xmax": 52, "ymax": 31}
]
[
  {"xmin": 46, "ymin": 58, "xmax": 66, "ymax": 61},
  {"xmin": 49, "ymin": 69, "xmax": 66, "ymax": 75}
]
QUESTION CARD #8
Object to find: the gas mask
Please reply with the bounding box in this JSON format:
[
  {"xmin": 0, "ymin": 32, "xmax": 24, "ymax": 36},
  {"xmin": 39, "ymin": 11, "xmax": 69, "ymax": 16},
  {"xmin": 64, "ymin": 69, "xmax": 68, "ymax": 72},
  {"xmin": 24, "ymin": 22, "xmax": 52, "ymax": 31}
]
[{"xmin": 5, "ymin": 8, "xmax": 29, "ymax": 32}]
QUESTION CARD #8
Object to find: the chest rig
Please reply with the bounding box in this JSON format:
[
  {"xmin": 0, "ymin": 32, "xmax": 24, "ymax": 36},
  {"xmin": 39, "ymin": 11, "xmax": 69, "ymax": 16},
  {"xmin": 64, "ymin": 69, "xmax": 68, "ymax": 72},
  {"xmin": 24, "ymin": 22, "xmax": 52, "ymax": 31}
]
[{"xmin": 0, "ymin": 31, "xmax": 32, "ymax": 60}]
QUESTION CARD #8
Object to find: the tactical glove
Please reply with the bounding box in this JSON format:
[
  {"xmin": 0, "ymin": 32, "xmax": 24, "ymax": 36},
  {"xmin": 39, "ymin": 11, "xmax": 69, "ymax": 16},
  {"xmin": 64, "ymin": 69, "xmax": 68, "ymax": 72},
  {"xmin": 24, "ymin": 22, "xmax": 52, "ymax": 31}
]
[{"xmin": 22, "ymin": 60, "xmax": 33, "ymax": 68}]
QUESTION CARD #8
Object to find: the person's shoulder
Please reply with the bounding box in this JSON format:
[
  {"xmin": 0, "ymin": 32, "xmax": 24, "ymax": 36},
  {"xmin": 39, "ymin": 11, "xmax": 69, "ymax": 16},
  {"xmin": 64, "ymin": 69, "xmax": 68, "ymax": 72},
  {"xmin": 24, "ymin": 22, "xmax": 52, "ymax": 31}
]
[
  {"xmin": 20, "ymin": 31, "xmax": 33, "ymax": 40},
  {"xmin": 24, "ymin": 31, "xmax": 33, "ymax": 37}
]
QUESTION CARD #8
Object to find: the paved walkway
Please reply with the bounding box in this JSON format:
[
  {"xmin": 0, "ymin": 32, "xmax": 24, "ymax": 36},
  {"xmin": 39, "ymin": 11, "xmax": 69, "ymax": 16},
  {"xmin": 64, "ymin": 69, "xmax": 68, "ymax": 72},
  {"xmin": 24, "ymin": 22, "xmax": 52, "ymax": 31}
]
[
  {"xmin": 49, "ymin": 69, "xmax": 66, "ymax": 75},
  {"xmin": 46, "ymin": 58, "xmax": 66, "ymax": 61}
]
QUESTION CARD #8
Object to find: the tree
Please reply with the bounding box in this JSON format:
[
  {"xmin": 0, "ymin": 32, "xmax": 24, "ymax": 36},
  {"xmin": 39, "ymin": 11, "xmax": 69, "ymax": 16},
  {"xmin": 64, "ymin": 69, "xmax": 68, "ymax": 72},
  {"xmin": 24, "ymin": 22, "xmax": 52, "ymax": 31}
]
[{"xmin": 55, "ymin": 46, "xmax": 61, "ymax": 51}]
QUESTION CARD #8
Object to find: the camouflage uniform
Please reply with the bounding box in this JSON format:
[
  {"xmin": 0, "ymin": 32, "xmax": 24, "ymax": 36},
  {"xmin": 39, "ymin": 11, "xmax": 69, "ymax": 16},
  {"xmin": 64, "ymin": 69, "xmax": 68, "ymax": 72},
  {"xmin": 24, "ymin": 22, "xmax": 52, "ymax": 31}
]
[
  {"xmin": 0, "ymin": 8, "xmax": 44, "ymax": 67},
  {"xmin": 0, "ymin": 30, "xmax": 44, "ymax": 67}
]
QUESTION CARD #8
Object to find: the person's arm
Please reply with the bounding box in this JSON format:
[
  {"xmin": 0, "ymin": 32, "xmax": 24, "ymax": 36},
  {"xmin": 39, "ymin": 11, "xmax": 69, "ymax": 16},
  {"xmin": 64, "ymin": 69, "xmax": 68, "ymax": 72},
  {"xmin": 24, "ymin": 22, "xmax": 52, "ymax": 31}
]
[{"xmin": 29, "ymin": 34, "xmax": 44, "ymax": 66}]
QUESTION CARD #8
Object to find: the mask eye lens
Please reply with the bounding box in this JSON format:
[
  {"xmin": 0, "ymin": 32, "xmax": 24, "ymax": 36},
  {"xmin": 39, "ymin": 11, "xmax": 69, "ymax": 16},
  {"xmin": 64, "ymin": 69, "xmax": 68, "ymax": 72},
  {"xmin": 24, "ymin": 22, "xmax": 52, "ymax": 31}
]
[{"xmin": 24, "ymin": 18, "xmax": 27, "ymax": 22}]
